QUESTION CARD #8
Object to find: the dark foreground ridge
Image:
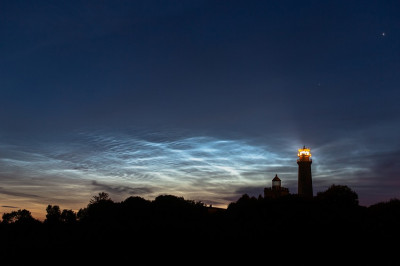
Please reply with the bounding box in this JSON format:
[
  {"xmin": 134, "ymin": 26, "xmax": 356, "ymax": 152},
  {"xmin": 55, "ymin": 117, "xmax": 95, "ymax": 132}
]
[{"xmin": 1, "ymin": 185, "xmax": 399, "ymax": 265}]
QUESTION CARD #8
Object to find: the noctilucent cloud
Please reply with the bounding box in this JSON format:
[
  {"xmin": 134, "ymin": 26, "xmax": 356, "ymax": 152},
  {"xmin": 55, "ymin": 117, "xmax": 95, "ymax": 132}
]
[{"xmin": 0, "ymin": 0, "xmax": 399, "ymax": 219}]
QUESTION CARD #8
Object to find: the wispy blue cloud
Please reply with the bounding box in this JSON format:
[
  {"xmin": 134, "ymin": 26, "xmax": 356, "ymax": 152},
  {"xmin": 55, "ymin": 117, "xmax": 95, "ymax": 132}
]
[{"xmin": 0, "ymin": 125, "xmax": 399, "ymax": 219}]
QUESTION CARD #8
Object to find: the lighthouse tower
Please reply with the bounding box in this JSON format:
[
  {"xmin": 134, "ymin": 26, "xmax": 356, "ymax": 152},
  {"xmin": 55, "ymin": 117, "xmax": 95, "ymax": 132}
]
[{"xmin": 297, "ymin": 146, "xmax": 313, "ymax": 198}]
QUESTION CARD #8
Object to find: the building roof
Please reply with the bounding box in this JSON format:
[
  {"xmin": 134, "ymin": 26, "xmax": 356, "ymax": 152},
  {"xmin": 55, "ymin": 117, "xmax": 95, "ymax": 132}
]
[{"xmin": 272, "ymin": 174, "xmax": 281, "ymax": 181}]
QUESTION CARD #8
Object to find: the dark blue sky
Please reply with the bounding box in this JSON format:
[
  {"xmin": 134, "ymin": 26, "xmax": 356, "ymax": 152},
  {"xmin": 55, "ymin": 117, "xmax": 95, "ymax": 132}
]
[{"xmin": 0, "ymin": 0, "xmax": 399, "ymax": 219}]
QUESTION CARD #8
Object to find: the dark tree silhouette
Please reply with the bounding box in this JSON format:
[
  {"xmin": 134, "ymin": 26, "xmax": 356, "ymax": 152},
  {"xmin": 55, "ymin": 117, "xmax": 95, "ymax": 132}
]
[
  {"xmin": 1, "ymin": 186, "xmax": 399, "ymax": 265},
  {"xmin": 60, "ymin": 209, "xmax": 77, "ymax": 224},
  {"xmin": 78, "ymin": 192, "xmax": 116, "ymax": 222},
  {"xmin": 226, "ymin": 193, "xmax": 260, "ymax": 219},
  {"xmin": 2, "ymin": 209, "xmax": 37, "ymax": 224},
  {"xmin": 89, "ymin": 191, "xmax": 112, "ymax": 204},
  {"xmin": 120, "ymin": 196, "xmax": 151, "ymax": 221},
  {"xmin": 368, "ymin": 198, "xmax": 400, "ymax": 231},
  {"xmin": 45, "ymin": 205, "xmax": 77, "ymax": 224},
  {"xmin": 76, "ymin": 207, "xmax": 88, "ymax": 221},
  {"xmin": 152, "ymin": 194, "xmax": 207, "ymax": 219},
  {"xmin": 45, "ymin": 205, "xmax": 61, "ymax": 224},
  {"xmin": 315, "ymin": 184, "xmax": 359, "ymax": 207},
  {"xmin": 122, "ymin": 195, "xmax": 151, "ymax": 208}
]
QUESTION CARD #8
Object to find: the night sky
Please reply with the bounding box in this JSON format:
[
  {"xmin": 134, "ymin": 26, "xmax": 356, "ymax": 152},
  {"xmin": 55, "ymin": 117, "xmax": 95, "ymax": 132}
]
[{"xmin": 1, "ymin": 0, "xmax": 399, "ymax": 220}]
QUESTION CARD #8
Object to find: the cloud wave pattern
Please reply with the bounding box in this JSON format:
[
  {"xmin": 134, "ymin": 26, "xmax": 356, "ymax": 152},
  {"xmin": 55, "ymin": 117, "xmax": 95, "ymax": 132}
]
[{"xmin": 0, "ymin": 129, "xmax": 399, "ymax": 219}]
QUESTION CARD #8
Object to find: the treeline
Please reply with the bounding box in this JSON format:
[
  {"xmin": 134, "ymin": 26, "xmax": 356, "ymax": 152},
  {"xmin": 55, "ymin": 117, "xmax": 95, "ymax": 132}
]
[{"xmin": 1, "ymin": 185, "xmax": 399, "ymax": 265}]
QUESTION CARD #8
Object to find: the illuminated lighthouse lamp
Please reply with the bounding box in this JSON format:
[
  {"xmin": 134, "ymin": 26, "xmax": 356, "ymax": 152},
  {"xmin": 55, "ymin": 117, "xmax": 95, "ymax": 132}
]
[{"xmin": 297, "ymin": 146, "xmax": 312, "ymax": 161}]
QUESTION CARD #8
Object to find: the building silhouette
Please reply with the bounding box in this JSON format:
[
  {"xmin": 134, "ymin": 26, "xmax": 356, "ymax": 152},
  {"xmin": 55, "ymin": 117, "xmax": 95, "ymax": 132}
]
[
  {"xmin": 263, "ymin": 146, "xmax": 313, "ymax": 198},
  {"xmin": 264, "ymin": 174, "xmax": 289, "ymax": 198},
  {"xmin": 297, "ymin": 146, "xmax": 313, "ymax": 198}
]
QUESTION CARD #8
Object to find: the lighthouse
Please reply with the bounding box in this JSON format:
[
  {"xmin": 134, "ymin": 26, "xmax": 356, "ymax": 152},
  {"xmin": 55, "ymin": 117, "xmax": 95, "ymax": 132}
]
[{"xmin": 297, "ymin": 146, "xmax": 313, "ymax": 198}]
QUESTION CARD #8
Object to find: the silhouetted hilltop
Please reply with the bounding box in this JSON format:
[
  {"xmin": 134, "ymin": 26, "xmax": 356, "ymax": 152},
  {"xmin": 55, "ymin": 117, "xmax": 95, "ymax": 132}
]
[{"xmin": 0, "ymin": 185, "xmax": 399, "ymax": 265}]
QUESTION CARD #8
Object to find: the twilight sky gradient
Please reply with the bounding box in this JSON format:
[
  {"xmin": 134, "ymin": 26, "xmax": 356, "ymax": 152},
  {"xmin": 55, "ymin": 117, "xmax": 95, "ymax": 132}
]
[{"xmin": 1, "ymin": 0, "xmax": 399, "ymax": 220}]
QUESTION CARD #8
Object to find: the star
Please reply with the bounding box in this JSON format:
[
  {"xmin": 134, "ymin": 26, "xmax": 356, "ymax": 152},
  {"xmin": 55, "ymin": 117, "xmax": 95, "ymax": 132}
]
[{"xmin": 381, "ymin": 32, "xmax": 386, "ymax": 37}]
